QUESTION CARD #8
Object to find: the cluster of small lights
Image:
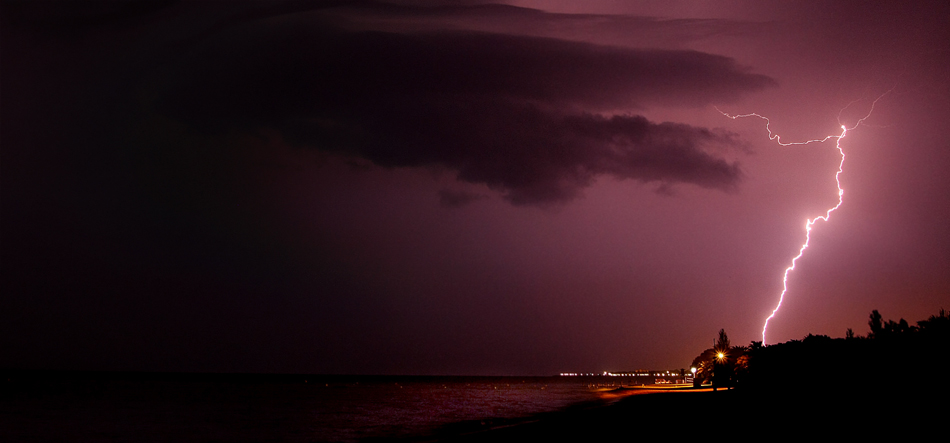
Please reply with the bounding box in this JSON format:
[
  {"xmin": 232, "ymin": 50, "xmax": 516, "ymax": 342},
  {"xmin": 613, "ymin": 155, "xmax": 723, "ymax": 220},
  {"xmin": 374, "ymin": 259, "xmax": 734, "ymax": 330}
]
[{"xmin": 559, "ymin": 370, "xmax": 681, "ymax": 377}]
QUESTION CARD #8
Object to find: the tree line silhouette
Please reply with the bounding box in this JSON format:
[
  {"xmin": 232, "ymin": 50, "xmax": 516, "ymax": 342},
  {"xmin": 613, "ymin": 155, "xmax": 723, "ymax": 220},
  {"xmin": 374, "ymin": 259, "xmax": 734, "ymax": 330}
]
[{"xmin": 691, "ymin": 308, "xmax": 949, "ymax": 391}]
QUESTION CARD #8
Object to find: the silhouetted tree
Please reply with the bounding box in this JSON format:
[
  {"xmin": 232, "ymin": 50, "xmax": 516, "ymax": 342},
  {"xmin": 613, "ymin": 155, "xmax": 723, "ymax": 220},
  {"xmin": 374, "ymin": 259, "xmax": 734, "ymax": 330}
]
[
  {"xmin": 868, "ymin": 310, "xmax": 883, "ymax": 338},
  {"xmin": 917, "ymin": 308, "xmax": 949, "ymax": 334},
  {"xmin": 690, "ymin": 348, "xmax": 718, "ymax": 386},
  {"xmin": 711, "ymin": 329, "xmax": 733, "ymax": 389},
  {"xmin": 716, "ymin": 329, "xmax": 730, "ymax": 350},
  {"xmin": 690, "ymin": 329, "xmax": 746, "ymax": 390}
]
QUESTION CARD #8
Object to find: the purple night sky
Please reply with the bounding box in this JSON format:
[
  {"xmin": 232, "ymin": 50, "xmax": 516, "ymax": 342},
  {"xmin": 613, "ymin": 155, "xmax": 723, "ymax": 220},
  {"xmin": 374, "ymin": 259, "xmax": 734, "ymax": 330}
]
[{"xmin": 2, "ymin": 1, "xmax": 948, "ymax": 375}]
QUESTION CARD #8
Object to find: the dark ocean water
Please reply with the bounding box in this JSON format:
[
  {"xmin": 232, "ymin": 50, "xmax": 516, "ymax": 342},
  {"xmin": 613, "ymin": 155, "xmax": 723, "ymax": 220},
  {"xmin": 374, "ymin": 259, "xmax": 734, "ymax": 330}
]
[{"xmin": 0, "ymin": 374, "xmax": 617, "ymax": 442}]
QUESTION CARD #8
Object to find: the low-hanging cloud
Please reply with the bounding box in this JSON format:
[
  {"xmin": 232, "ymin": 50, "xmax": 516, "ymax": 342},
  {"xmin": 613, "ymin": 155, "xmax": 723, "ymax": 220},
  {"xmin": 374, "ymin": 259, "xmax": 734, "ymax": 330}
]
[{"xmin": 159, "ymin": 18, "xmax": 773, "ymax": 205}]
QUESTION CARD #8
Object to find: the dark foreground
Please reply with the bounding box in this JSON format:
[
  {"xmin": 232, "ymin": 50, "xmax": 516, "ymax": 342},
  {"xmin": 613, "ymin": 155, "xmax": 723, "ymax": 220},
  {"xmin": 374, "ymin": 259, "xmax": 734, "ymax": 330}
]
[
  {"xmin": 2, "ymin": 374, "xmax": 943, "ymax": 442},
  {"xmin": 410, "ymin": 385, "xmax": 946, "ymax": 442}
]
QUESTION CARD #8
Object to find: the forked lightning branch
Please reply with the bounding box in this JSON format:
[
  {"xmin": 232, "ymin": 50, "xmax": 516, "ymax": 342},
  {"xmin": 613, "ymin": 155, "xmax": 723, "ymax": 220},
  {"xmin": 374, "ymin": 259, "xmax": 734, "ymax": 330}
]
[{"xmin": 718, "ymin": 91, "xmax": 890, "ymax": 344}]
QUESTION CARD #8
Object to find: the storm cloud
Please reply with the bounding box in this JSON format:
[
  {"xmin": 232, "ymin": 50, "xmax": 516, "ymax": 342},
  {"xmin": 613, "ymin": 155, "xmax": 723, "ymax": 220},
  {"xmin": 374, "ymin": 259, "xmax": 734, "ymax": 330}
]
[
  {"xmin": 5, "ymin": 0, "xmax": 949, "ymax": 378},
  {"xmin": 160, "ymin": 23, "xmax": 772, "ymax": 204}
]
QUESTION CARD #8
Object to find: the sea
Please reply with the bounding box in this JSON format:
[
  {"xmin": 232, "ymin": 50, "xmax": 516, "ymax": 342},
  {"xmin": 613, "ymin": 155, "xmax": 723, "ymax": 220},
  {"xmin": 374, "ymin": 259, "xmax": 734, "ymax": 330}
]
[{"xmin": 0, "ymin": 373, "xmax": 629, "ymax": 442}]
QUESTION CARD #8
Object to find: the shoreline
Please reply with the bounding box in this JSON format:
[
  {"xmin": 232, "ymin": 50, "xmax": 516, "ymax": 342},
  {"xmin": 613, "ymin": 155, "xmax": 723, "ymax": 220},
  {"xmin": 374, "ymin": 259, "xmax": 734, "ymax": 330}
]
[
  {"xmin": 387, "ymin": 384, "xmax": 713, "ymax": 443},
  {"xmin": 4, "ymin": 373, "xmax": 941, "ymax": 442},
  {"xmin": 404, "ymin": 381, "xmax": 944, "ymax": 442},
  {"xmin": 401, "ymin": 386, "xmax": 723, "ymax": 442}
]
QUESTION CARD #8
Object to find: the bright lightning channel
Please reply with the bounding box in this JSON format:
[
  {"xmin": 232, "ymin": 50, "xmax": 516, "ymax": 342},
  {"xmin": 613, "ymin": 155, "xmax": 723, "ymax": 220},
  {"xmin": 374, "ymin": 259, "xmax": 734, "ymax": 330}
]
[{"xmin": 717, "ymin": 91, "xmax": 889, "ymax": 344}]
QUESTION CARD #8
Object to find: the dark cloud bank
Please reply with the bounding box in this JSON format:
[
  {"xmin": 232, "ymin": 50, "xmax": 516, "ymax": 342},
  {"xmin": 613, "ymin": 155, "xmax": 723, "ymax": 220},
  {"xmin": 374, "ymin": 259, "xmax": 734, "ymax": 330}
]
[
  {"xmin": 161, "ymin": 20, "xmax": 774, "ymax": 204},
  {"xmin": 0, "ymin": 0, "xmax": 797, "ymax": 375}
]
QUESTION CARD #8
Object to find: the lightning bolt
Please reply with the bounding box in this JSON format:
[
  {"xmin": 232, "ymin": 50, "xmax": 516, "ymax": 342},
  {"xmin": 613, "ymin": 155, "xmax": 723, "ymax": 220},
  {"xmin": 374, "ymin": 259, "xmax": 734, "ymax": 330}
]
[{"xmin": 718, "ymin": 91, "xmax": 890, "ymax": 344}]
